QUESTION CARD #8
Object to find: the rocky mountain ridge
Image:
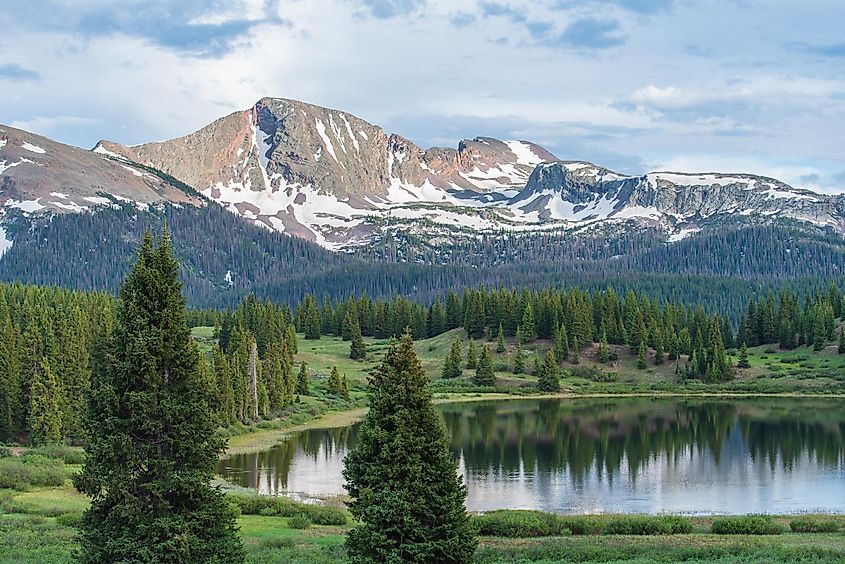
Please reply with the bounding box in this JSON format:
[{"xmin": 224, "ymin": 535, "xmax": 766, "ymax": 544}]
[{"xmin": 2, "ymin": 96, "xmax": 843, "ymax": 254}]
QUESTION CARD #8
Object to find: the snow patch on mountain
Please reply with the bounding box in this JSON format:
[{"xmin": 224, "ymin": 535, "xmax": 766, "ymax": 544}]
[
  {"xmin": 21, "ymin": 142, "xmax": 46, "ymax": 154},
  {"xmin": 314, "ymin": 118, "xmax": 339, "ymax": 163},
  {"xmin": 505, "ymin": 140, "xmax": 544, "ymax": 166}
]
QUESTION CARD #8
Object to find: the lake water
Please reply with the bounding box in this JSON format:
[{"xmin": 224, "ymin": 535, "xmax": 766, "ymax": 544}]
[{"xmin": 218, "ymin": 398, "xmax": 845, "ymax": 515}]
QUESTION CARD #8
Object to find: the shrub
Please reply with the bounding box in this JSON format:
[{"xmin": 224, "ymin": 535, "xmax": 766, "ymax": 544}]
[
  {"xmin": 0, "ymin": 459, "xmax": 33, "ymax": 490},
  {"xmin": 603, "ymin": 516, "xmax": 692, "ymax": 536},
  {"xmin": 0, "ymin": 445, "xmax": 11, "ymax": 458},
  {"xmin": 301, "ymin": 504, "xmax": 348, "ymax": 525},
  {"xmin": 226, "ymin": 494, "xmax": 348, "ymax": 525},
  {"xmin": 261, "ymin": 537, "xmax": 294, "ymax": 548},
  {"xmin": 559, "ymin": 516, "xmax": 604, "ymax": 536},
  {"xmin": 288, "ymin": 515, "xmax": 311, "ymax": 529},
  {"xmin": 474, "ymin": 510, "xmax": 569, "ymax": 538},
  {"xmin": 55, "ymin": 513, "xmax": 83, "ymax": 528},
  {"xmin": 711, "ymin": 516, "xmax": 784, "ymax": 535},
  {"xmin": 24, "ymin": 445, "xmax": 85, "ymax": 464},
  {"xmin": 790, "ymin": 517, "xmax": 840, "ymax": 533}
]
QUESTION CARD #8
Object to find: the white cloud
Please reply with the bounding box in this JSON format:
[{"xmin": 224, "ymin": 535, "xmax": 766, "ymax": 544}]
[{"xmin": 0, "ymin": 0, "xmax": 844, "ymax": 190}]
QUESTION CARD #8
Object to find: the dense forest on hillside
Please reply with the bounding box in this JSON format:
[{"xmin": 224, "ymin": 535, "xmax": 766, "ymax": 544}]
[
  {"xmin": 2, "ymin": 202, "xmax": 844, "ymax": 317},
  {"xmin": 3, "ymin": 279, "xmax": 843, "ymax": 445}
]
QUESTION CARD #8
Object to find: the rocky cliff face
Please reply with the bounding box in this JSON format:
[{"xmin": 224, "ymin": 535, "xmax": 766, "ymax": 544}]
[
  {"xmin": 95, "ymin": 98, "xmax": 559, "ymax": 247},
  {"xmin": 0, "ymin": 125, "xmax": 200, "ymax": 219},
  {"xmin": 4, "ymin": 96, "xmax": 844, "ymax": 253},
  {"xmin": 509, "ymin": 161, "xmax": 845, "ymax": 236}
]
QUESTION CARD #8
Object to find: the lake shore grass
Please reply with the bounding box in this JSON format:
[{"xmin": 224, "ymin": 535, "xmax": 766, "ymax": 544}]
[{"xmin": 2, "ymin": 482, "xmax": 845, "ymax": 563}]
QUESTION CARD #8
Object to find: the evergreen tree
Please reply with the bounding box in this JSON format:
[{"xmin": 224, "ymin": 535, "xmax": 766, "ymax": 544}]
[
  {"xmin": 296, "ymin": 362, "xmax": 309, "ymax": 395},
  {"xmin": 839, "ymin": 328, "xmax": 845, "ymax": 355},
  {"xmin": 553, "ymin": 324, "xmax": 569, "ymax": 365},
  {"xmin": 512, "ymin": 341, "xmax": 525, "ymax": 374},
  {"xmin": 571, "ymin": 336, "xmax": 580, "ymax": 365},
  {"xmin": 474, "ymin": 346, "xmax": 496, "ymax": 387},
  {"xmin": 537, "ymin": 350, "xmax": 559, "ymax": 392},
  {"xmin": 340, "ymin": 375, "xmax": 350, "ymax": 401},
  {"xmin": 442, "ymin": 337, "xmax": 463, "ymax": 379},
  {"xmin": 328, "ymin": 366, "xmax": 343, "ymax": 397},
  {"xmin": 28, "ymin": 359, "xmax": 62, "ymax": 445},
  {"xmin": 520, "ymin": 303, "xmax": 537, "ymax": 341},
  {"xmin": 495, "ymin": 324, "xmax": 506, "ymax": 353},
  {"xmin": 343, "ymin": 332, "xmax": 476, "ymax": 563},
  {"xmin": 349, "ymin": 316, "xmax": 367, "ymax": 360},
  {"xmin": 74, "ymin": 232, "xmax": 243, "ymax": 563},
  {"xmin": 637, "ymin": 340, "xmax": 647, "ymax": 370},
  {"xmin": 285, "ymin": 324, "xmax": 298, "ymax": 355},
  {"xmin": 597, "ymin": 332, "xmax": 610, "ymax": 364},
  {"xmin": 738, "ymin": 341, "xmax": 751, "ymax": 369},
  {"xmin": 466, "ymin": 340, "xmax": 478, "ymax": 370}
]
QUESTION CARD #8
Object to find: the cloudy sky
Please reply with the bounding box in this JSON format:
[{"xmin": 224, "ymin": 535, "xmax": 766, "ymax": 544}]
[{"xmin": 2, "ymin": 0, "xmax": 844, "ymax": 192}]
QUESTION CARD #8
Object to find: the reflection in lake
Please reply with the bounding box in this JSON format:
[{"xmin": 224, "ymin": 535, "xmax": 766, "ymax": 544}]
[{"xmin": 218, "ymin": 398, "xmax": 845, "ymax": 514}]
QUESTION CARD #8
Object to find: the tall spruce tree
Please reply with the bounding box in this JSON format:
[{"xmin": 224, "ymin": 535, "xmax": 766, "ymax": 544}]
[
  {"xmin": 343, "ymin": 332, "xmax": 476, "ymax": 563},
  {"xmin": 74, "ymin": 232, "xmax": 243, "ymax": 563},
  {"xmin": 465, "ymin": 340, "xmax": 478, "ymax": 369},
  {"xmin": 442, "ymin": 337, "xmax": 463, "ymax": 379},
  {"xmin": 738, "ymin": 341, "xmax": 751, "ymax": 368},
  {"xmin": 349, "ymin": 316, "xmax": 367, "ymax": 360},
  {"xmin": 512, "ymin": 341, "xmax": 525, "ymax": 374},
  {"xmin": 495, "ymin": 324, "xmax": 506, "ymax": 353},
  {"xmin": 474, "ymin": 345, "xmax": 496, "ymax": 387},
  {"xmin": 537, "ymin": 350, "xmax": 559, "ymax": 392},
  {"xmin": 296, "ymin": 361, "xmax": 310, "ymax": 395}
]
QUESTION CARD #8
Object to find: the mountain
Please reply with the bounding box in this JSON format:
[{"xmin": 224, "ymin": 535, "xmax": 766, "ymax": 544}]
[
  {"xmin": 94, "ymin": 97, "xmax": 560, "ymax": 248},
  {"xmin": 92, "ymin": 97, "xmax": 845, "ymax": 251},
  {"xmin": 0, "ymin": 125, "xmax": 201, "ymax": 217},
  {"xmin": 2, "ymin": 96, "xmax": 845, "ymax": 311}
]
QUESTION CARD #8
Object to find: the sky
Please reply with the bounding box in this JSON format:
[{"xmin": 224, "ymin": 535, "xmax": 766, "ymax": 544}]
[{"xmin": 1, "ymin": 0, "xmax": 844, "ymax": 193}]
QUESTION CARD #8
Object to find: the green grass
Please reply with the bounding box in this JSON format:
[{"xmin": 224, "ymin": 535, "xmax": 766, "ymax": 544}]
[
  {"xmin": 3, "ymin": 490, "xmax": 845, "ymax": 564},
  {"xmin": 282, "ymin": 328, "xmax": 845, "ymax": 397}
]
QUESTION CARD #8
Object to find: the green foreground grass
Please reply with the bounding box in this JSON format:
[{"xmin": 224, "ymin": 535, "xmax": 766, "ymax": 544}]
[{"xmin": 2, "ymin": 483, "xmax": 845, "ymax": 563}]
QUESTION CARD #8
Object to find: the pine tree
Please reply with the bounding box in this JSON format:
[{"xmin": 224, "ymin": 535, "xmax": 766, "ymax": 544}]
[
  {"xmin": 512, "ymin": 341, "xmax": 525, "ymax": 374},
  {"xmin": 597, "ymin": 331, "xmax": 610, "ymax": 363},
  {"xmin": 340, "ymin": 375, "xmax": 350, "ymax": 401},
  {"xmin": 328, "ymin": 366, "xmax": 343, "ymax": 397},
  {"xmin": 349, "ymin": 316, "xmax": 367, "ymax": 360},
  {"xmin": 521, "ymin": 303, "xmax": 537, "ymax": 341},
  {"xmin": 343, "ymin": 332, "xmax": 476, "ymax": 563},
  {"xmin": 571, "ymin": 336, "xmax": 580, "ymax": 365},
  {"xmin": 442, "ymin": 337, "xmax": 463, "ymax": 379},
  {"xmin": 839, "ymin": 328, "xmax": 845, "ymax": 355},
  {"xmin": 554, "ymin": 324, "xmax": 569, "ymax": 364},
  {"xmin": 495, "ymin": 324, "xmax": 506, "ymax": 353},
  {"xmin": 474, "ymin": 345, "xmax": 496, "ymax": 386},
  {"xmin": 74, "ymin": 232, "xmax": 243, "ymax": 563},
  {"xmin": 285, "ymin": 323, "xmax": 298, "ymax": 355},
  {"xmin": 28, "ymin": 359, "xmax": 62, "ymax": 445},
  {"xmin": 738, "ymin": 341, "xmax": 751, "ymax": 368},
  {"xmin": 537, "ymin": 350, "xmax": 559, "ymax": 392},
  {"xmin": 637, "ymin": 340, "xmax": 647, "ymax": 370},
  {"xmin": 466, "ymin": 340, "xmax": 478, "ymax": 369},
  {"xmin": 296, "ymin": 362, "xmax": 309, "ymax": 395}
]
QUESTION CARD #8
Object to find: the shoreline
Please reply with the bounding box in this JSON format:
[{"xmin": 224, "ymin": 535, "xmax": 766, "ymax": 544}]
[{"xmin": 223, "ymin": 390, "xmax": 844, "ymax": 456}]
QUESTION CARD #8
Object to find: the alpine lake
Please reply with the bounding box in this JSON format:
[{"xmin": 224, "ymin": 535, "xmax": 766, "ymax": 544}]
[{"xmin": 218, "ymin": 397, "xmax": 844, "ymax": 515}]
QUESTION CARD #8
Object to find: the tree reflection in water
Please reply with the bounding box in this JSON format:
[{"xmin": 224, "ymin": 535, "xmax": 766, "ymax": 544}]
[{"xmin": 218, "ymin": 398, "xmax": 844, "ymax": 514}]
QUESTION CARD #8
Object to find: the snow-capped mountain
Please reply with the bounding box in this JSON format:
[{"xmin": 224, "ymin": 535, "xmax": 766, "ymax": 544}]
[
  {"xmin": 93, "ymin": 98, "xmax": 558, "ymax": 248},
  {"xmin": 508, "ymin": 161, "xmax": 845, "ymax": 239},
  {"xmin": 3, "ymin": 97, "xmax": 844, "ymax": 254},
  {"xmin": 0, "ymin": 125, "xmax": 202, "ymax": 255}
]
